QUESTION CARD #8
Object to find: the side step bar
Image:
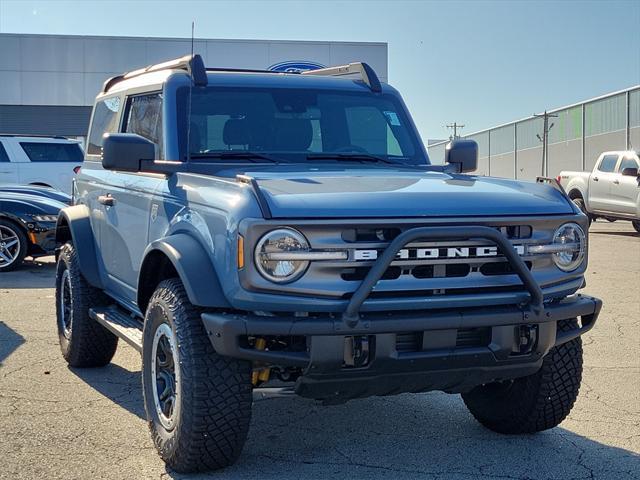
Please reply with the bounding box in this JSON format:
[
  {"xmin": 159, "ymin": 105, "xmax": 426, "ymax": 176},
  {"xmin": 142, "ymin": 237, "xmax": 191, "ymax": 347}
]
[{"xmin": 89, "ymin": 306, "xmax": 144, "ymax": 352}]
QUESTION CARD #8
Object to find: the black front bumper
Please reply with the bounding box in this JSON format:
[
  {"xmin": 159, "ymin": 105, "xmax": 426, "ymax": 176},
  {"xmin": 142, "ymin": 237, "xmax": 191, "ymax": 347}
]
[{"xmin": 202, "ymin": 294, "xmax": 601, "ymax": 400}]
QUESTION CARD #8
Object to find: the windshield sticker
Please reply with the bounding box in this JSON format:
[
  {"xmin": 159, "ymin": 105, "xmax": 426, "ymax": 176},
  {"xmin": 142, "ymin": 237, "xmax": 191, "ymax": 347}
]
[{"xmin": 384, "ymin": 111, "xmax": 401, "ymax": 126}]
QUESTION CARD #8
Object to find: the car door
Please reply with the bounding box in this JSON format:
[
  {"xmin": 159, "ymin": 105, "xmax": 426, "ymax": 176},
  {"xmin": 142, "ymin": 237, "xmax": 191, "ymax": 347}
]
[
  {"xmin": 588, "ymin": 153, "xmax": 619, "ymax": 212},
  {"xmin": 612, "ymin": 155, "xmax": 640, "ymax": 217},
  {"xmin": 99, "ymin": 92, "xmax": 165, "ymax": 306},
  {"xmin": 0, "ymin": 140, "xmax": 19, "ymax": 184}
]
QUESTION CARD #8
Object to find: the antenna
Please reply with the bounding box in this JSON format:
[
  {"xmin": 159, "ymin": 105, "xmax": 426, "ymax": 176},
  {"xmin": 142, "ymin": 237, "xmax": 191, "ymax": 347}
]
[{"xmin": 186, "ymin": 21, "xmax": 195, "ymax": 162}]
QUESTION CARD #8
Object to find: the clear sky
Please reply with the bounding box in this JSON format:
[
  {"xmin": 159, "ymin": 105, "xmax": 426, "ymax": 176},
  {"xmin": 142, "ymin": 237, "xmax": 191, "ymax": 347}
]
[{"xmin": 1, "ymin": 0, "xmax": 639, "ymax": 141}]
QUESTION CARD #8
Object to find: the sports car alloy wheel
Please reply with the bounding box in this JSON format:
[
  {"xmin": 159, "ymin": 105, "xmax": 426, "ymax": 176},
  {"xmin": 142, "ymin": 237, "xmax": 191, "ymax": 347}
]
[{"xmin": 0, "ymin": 225, "xmax": 21, "ymax": 269}]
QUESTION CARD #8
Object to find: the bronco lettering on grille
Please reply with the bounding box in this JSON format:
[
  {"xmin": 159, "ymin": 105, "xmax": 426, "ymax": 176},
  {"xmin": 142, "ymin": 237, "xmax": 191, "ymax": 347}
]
[{"xmin": 353, "ymin": 245, "xmax": 525, "ymax": 261}]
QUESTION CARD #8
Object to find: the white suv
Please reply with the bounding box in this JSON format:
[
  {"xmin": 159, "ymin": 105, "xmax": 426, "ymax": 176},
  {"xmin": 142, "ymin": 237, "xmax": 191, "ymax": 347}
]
[{"xmin": 0, "ymin": 135, "xmax": 83, "ymax": 194}]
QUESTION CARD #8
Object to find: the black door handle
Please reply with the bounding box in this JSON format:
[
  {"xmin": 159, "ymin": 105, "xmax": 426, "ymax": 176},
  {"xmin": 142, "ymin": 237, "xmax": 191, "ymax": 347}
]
[
  {"xmin": 613, "ymin": 179, "xmax": 620, "ymax": 185},
  {"xmin": 593, "ymin": 177, "xmax": 599, "ymax": 182},
  {"xmin": 98, "ymin": 194, "xmax": 115, "ymax": 206}
]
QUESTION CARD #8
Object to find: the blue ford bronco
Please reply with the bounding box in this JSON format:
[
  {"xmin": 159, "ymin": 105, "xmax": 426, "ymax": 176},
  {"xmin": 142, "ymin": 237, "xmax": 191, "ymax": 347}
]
[{"xmin": 54, "ymin": 55, "xmax": 602, "ymax": 472}]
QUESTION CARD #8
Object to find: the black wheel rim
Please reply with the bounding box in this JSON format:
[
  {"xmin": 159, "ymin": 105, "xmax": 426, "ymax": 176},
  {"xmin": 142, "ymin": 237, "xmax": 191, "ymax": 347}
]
[
  {"xmin": 59, "ymin": 269, "xmax": 73, "ymax": 338},
  {"xmin": 151, "ymin": 322, "xmax": 180, "ymax": 430}
]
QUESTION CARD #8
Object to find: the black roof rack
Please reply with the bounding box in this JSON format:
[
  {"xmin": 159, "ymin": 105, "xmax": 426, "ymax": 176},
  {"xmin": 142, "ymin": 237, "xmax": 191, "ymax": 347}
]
[
  {"xmin": 102, "ymin": 54, "xmax": 207, "ymax": 93},
  {"xmin": 301, "ymin": 62, "xmax": 382, "ymax": 92}
]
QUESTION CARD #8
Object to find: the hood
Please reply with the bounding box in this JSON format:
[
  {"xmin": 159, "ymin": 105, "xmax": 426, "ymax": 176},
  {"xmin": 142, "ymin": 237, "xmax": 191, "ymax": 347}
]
[
  {"xmin": 244, "ymin": 169, "xmax": 574, "ymax": 218},
  {"xmin": 0, "ymin": 184, "xmax": 71, "ymax": 204},
  {"xmin": 0, "ymin": 192, "xmax": 68, "ymax": 215}
]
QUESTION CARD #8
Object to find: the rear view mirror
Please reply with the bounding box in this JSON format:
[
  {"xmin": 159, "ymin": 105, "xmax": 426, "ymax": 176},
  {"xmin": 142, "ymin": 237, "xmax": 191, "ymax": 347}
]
[
  {"xmin": 102, "ymin": 133, "xmax": 155, "ymax": 172},
  {"xmin": 445, "ymin": 139, "xmax": 478, "ymax": 173},
  {"xmin": 621, "ymin": 167, "xmax": 639, "ymax": 177}
]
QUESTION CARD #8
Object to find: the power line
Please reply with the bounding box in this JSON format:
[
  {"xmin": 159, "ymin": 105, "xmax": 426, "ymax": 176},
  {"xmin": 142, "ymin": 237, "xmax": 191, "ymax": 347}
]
[{"xmin": 446, "ymin": 122, "xmax": 465, "ymax": 140}]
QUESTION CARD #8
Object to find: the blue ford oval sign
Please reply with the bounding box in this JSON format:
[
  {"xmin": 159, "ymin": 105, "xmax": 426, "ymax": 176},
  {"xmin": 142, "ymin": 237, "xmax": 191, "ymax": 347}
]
[{"xmin": 268, "ymin": 61, "xmax": 326, "ymax": 73}]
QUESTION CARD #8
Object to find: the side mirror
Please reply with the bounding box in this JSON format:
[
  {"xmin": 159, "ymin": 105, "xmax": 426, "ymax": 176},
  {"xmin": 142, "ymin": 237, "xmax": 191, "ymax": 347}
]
[
  {"xmin": 445, "ymin": 139, "xmax": 478, "ymax": 173},
  {"xmin": 102, "ymin": 133, "xmax": 155, "ymax": 172},
  {"xmin": 621, "ymin": 167, "xmax": 639, "ymax": 177}
]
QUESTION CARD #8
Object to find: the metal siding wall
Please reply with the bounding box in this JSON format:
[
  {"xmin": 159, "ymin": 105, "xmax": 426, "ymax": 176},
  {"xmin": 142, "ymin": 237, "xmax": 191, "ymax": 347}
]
[
  {"xmin": 490, "ymin": 152, "xmax": 515, "ymax": 178},
  {"xmin": 427, "ymin": 143, "xmax": 446, "ymax": 165},
  {"xmin": 516, "ymin": 147, "xmax": 543, "ymax": 179},
  {"xmin": 547, "ymin": 139, "xmax": 582, "ymax": 177},
  {"xmin": 0, "ymin": 105, "xmax": 92, "ymax": 136},
  {"xmin": 584, "ymin": 131, "xmax": 627, "ymax": 170}
]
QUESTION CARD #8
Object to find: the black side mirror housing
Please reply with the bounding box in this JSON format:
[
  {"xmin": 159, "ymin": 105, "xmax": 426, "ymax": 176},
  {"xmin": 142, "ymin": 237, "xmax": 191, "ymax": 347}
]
[
  {"xmin": 102, "ymin": 133, "xmax": 156, "ymax": 172},
  {"xmin": 621, "ymin": 167, "xmax": 639, "ymax": 177},
  {"xmin": 445, "ymin": 139, "xmax": 478, "ymax": 173}
]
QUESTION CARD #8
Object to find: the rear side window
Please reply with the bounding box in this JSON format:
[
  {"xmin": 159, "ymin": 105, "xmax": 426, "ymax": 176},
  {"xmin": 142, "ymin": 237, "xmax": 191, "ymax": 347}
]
[
  {"xmin": 597, "ymin": 154, "xmax": 618, "ymax": 172},
  {"xmin": 124, "ymin": 93, "xmax": 163, "ymax": 158},
  {"xmin": 0, "ymin": 143, "xmax": 9, "ymax": 162},
  {"xmin": 20, "ymin": 142, "xmax": 84, "ymax": 162},
  {"xmin": 88, "ymin": 97, "xmax": 121, "ymax": 156}
]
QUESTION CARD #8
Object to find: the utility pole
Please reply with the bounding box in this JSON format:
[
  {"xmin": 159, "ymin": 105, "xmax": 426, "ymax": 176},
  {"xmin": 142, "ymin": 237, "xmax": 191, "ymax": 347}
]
[
  {"xmin": 534, "ymin": 111, "xmax": 557, "ymax": 177},
  {"xmin": 446, "ymin": 122, "xmax": 465, "ymax": 140}
]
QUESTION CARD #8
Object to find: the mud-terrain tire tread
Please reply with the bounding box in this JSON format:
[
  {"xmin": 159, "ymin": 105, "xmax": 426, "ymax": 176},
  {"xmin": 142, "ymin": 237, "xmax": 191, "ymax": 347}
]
[
  {"xmin": 56, "ymin": 242, "xmax": 118, "ymax": 367},
  {"xmin": 0, "ymin": 219, "xmax": 28, "ymax": 272},
  {"xmin": 142, "ymin": 278, "xmax": 252, "ymax": 473},
  {"xmin": 462, "ymin": 319, "xmax": 583, "ymax": 434}
]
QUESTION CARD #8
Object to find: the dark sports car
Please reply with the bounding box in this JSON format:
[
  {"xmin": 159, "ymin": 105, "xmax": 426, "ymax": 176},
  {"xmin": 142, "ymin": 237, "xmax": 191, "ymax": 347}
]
[{"xmin": 0, "ymin": 185, "xmax": 70, "ymax": 271}]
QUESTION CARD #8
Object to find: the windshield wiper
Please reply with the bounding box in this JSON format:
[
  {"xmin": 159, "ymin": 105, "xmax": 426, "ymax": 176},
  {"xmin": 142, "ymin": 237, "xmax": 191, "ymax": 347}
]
[
  {"xmin": 190, "ymin": 151, "xmax": 279, "ymax": 163},
  {"xmin": 306, "ymin": 153, "xmax": 396, "ymax": 165}
]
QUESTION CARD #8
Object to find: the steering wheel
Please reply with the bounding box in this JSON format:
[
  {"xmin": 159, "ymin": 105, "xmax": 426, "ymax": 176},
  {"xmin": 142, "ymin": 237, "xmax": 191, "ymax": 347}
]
[{"xmin": 333, "ymin": 145, "xmax": 369, "ymax": 154}]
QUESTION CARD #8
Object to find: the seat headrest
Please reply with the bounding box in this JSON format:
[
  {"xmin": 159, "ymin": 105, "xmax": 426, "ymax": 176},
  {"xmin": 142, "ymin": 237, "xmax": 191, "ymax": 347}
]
[
  {"xmin": 223, "ymin": 118, "xmax": 250, "ymax": 147},
  {"xmin": 273, "ymin": 118, "xmax": 313, "ymax": 151}
]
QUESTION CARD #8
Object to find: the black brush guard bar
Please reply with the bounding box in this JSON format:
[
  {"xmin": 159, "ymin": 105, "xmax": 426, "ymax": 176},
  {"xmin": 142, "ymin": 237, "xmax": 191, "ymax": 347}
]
[{"xmin": 341, "ymin": 226, "xmax": 544, "ymax": 327}]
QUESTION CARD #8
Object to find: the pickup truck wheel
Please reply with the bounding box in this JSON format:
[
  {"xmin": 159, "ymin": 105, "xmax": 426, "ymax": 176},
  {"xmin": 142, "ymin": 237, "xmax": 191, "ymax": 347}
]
[
  {"xmin": 0, "ymin": 220, "xmax": 27, "ymax": 272},
  {"xmin": 142, "ymin": 278, "xmax": 252, "ymax": 473},
  {"xmin": 462, "ymin": 319, "xmax": 582, "ymax": 434},
  {"xmin": 571, "ymin": 198, "xmax": 592, "ymax": 227},
  {"xmin": 632, "ymin": 220, "xmax": 640, "ymax": 233},
  {"xmin": 55, "ymin": 242, "xmax": 118, "ymax": 367}
]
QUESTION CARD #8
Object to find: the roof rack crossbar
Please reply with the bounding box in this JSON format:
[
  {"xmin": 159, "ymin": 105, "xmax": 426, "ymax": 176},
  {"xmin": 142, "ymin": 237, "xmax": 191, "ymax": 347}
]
[
  {"xmin": 301, "ymin": 62, "xmax": 381, "ymax": 92},
  {"xmin": 102, "ymin": 54, "xmax": 207, "ymax": 93}
]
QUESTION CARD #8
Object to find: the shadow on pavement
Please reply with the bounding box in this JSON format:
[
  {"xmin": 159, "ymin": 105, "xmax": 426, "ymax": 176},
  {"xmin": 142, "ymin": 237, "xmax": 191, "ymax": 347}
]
[
  {"xmin": 0, "ymin": 258, "xmax": 56, "ymax": 289},
  {"xmin": 69, "ymin": 363, "xmax": 146, "ymax": 420},
  {"xmin": 590, "ymin": 231, "xmax": 639, "ymax": 238},
  {"xmin": 0, "ymin": 320, "xmax": 25, "ymax": 365},
  {"xmin": 70, "ymin": 366, "xmax": 640, "ymax": 478}
]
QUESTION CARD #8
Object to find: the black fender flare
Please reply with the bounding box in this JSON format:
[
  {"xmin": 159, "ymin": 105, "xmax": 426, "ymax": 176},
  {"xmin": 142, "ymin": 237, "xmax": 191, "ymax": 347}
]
[
  {"xmin": 138, "ymin": 234, "xmax": 231, "ymax": 310},
  {"xmin": 55, "ymin": 205, "xmax": 103, "ymax": 288}
]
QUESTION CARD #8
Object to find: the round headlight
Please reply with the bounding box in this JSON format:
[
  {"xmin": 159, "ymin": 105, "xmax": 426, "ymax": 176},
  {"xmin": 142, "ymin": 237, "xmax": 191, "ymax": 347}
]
[
  {"xmin": 254, "ymin": 228, "xmax": 310, "ymax": 283},
  {"xmin": 552, "ymin": 223, "xmax": 586, "ymax": 271}
]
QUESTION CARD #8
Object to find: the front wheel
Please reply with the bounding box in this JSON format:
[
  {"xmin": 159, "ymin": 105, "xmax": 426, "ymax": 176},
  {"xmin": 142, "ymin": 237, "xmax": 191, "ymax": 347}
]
[
  {"xmin": 462, "ymin": 319, "xmax": 583, "ymax": 434},
  {"xmin": 0, "ymin": 220, "xmax": 27, "ymax": 272},
  {"xmin": 632, "ymin": 220, "xmax": 640, "ymax": 233},
  {"xmin": 142, "ymin": 278, "xmax": 253, "ymax": 473}
]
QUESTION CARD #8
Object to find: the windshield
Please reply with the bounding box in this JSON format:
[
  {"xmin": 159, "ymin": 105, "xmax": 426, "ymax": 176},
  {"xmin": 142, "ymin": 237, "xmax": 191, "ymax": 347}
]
[{"xmin": 176, "ymin": 87, "xmax": 429, "ymax": 165}]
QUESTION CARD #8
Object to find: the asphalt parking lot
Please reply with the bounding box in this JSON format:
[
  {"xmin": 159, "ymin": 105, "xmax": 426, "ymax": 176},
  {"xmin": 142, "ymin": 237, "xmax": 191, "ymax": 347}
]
[{"xmin": 1, "ymin": 221, "xmax": 638, "ymax": 480}]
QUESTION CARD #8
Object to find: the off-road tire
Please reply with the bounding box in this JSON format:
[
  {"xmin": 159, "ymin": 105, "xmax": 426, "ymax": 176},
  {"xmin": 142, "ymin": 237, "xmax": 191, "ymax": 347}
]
[
  {"xmin": 632, "ymin": 220, "xmax": 640, "ymax": 233},
  {"xmin": 462, "ymin": 319, "xmax": 583, "ymax": 434},
  {"xmin": 0, "ymin": 219, "xmax": 27, "ymax": 272},
  {"xmin": 571, "ymin": 198, "xmax": 592, "ymax": 227},
  {"xmin": 55, "ymin": 242, "xmax": 118, "ymax": 367},
  {"xmin": 142, "ymin": 278, "xmax": 252, "ymax": 473}
]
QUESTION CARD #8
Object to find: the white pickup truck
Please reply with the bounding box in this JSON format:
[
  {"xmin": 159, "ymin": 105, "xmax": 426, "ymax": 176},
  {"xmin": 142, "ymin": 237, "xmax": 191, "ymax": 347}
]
[{"xmin": 558, "ymin": 150, "xmax": 640, "ymax": 232}]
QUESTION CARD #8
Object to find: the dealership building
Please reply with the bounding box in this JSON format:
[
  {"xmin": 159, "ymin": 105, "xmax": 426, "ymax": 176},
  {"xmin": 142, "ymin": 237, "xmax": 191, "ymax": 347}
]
[
  {"xmin": 428, "ymin": 85, "xmax": 640, "ymax": 180},
  {"xmin": 0, "ymin": 33, "xmax": 387, "ymax": 146}
]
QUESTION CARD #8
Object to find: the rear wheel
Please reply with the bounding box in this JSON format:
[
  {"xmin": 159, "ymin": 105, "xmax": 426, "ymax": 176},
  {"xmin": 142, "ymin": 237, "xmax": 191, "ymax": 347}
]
[
  {"xmin": 55, "ymin": 242, "xmax": 118, "ymax": 367},
  {"xmin": 0, "ymin": 220, "xmax": 27, "ymax": 272},
  {"xmin": 462, "ymin": 319, "xmax": 583, "ymax": 434},
  {"xmin": 571, "ymin": 197, "xmax": 592, "ymax": 227},
  {"xmin": 142, "ymin": 278, "xmax": 253, "ymax": 473}
]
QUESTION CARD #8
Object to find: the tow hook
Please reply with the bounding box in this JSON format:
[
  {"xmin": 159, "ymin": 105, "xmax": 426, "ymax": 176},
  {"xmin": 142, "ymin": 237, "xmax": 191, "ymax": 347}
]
[{"xmin": 251, "ymin": 338, "xmax": 271, "ymax": 386}]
